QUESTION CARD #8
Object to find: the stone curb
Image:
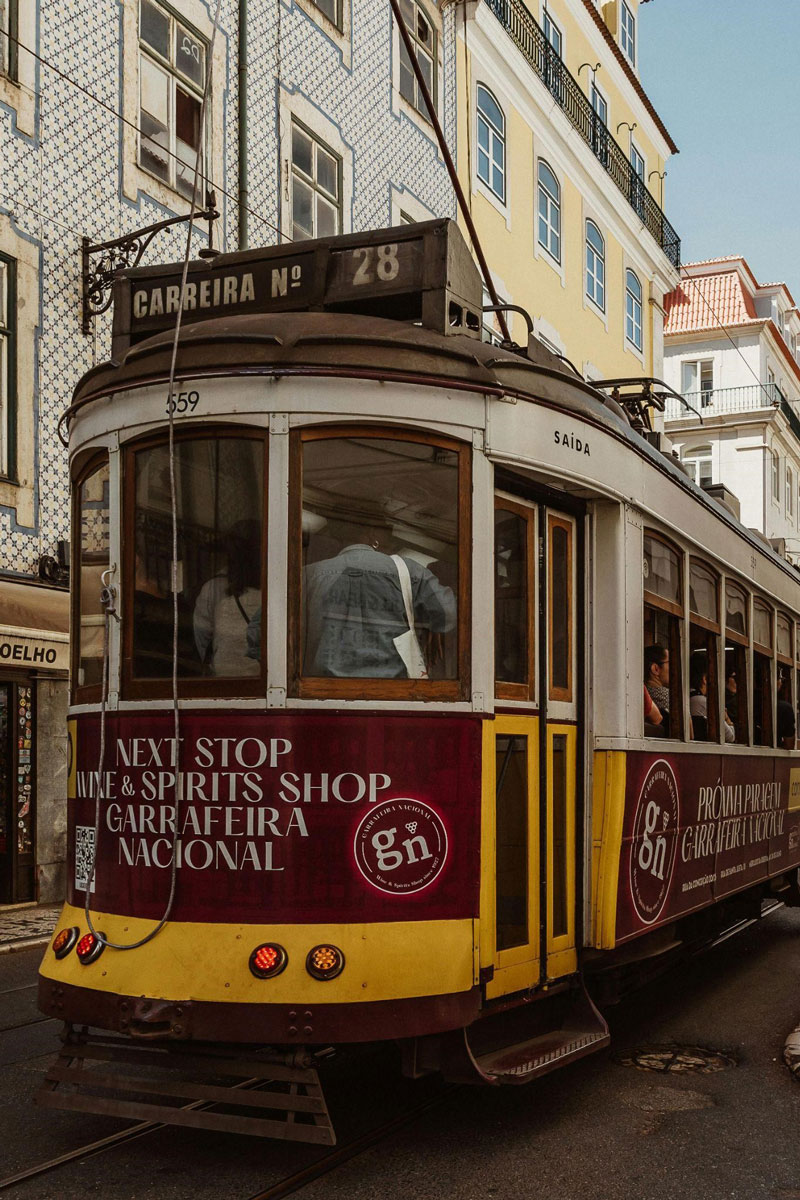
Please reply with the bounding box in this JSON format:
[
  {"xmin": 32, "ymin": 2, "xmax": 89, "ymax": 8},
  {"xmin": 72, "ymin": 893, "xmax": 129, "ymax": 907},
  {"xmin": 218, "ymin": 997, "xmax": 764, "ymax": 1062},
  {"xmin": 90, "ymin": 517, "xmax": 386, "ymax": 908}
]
[
  {"xmin": 784, "ymin": 1027, "xmax": 800, "ymax": 1078},
  {"xmin": 0, "ymin": 936, "xmax": 50, "ymax": 956}
]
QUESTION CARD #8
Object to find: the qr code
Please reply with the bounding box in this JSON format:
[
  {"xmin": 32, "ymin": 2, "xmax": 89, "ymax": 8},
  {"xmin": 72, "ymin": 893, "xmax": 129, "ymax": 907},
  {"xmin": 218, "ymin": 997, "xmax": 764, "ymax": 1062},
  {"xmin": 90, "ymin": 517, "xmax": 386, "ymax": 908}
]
[{"xmin": 75, "ymin": 825, "xmax": 96, "ymax": 893}]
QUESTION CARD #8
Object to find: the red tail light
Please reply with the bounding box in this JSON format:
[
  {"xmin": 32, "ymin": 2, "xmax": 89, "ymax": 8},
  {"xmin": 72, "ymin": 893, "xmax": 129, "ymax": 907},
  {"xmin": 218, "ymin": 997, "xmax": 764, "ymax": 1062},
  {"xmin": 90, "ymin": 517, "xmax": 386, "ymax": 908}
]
[
  {"xmin": 76, "ymin": 932, "xmax": 106, "ymax": 964},
  {"xmin": 249, "ymin": 943, "xmax": 287, "ymax": 979}
]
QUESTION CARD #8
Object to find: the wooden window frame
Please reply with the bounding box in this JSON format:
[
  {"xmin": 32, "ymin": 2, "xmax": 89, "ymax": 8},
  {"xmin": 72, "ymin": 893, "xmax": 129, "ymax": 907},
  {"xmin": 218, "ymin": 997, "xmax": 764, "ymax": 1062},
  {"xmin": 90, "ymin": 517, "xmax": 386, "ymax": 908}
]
[
  {"xmin": 547, "ymin": 513, "xmax": 573, "ymax": 703},
  {"xmin": 724, "ymin": 580, "xmax": 749, "ymax": 647},
  {"xmin": 121, "ymin": 425, "xmax": 269, "ymax": 701},
  {"xmin": 289, "ymin": 424, "xmax": 471, "ymax": 702},
  {"xmin": 777, "ymin": 613, "xmax": 793, "ymax": 667},
  {"xmin": 71, "ymin": 451, "xmax": 111, "ymax": 706},
  {"xmin": 688, "ymin": 558, "xmax": 720, "ymax": 634},
  {"xmin": 643, "ymin": 530, "xmax": 683, "ymax": 618},
  {"xmin": 495, "ymin": 497, "xmax": 536, "ymax": 703},
  {"xmin": 752, "ymin": 598, "xmax": 774, "ymax": 658}
]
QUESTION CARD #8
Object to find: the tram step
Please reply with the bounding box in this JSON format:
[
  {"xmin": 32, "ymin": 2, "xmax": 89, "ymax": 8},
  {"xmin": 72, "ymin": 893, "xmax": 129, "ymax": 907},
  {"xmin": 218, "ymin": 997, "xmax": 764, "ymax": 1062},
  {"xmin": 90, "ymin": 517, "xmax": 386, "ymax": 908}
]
[
  {"xmin": 36, "ymin": 1029, "xmax": 336, "ymax": 1144},
  {"xmin": 435, "ymin": 981, "xmax": 610, "ymax": 1085}
]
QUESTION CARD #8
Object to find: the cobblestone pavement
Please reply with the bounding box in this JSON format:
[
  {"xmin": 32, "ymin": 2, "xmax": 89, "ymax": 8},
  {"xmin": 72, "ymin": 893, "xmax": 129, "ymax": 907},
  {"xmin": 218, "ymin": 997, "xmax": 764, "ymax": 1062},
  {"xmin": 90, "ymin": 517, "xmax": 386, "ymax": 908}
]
[{"xmin": 0, "ymin": 905, "xmax": 61, "ymax": 952}]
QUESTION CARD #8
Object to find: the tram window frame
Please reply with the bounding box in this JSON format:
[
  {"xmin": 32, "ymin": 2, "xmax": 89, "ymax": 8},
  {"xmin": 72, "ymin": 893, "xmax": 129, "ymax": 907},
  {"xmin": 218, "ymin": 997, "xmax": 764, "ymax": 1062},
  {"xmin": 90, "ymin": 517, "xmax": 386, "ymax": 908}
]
[
  {"xmin": 643, "ymin": 530, "xmax": 683, "ymax": 740},
  {"xmin": 752, "ymin": 598, "xmax": 774, "ymax": 747},
  {"xmin": 288, "ymin": 425, "xmax": 471, "ymax": 702},
  {"xmin": 71, "ymin": 451, "xmax": 111, "ymax": 705},
  {"xmin": 494, "ymin": 498, "xmax": 536, "ymax": 702},
  {"xmin": 795, "ymin": 624, "xmax": 800, "ymax": 749},
  {"xmin": 121, "ymin": 426, "xmax": 269, "ymax": 701},
  {"xmin": 548, "ymin": 514, "xmax": 573, "ymax": 703},
  {"xmin": 688, "ymin": 558, "xmax": 720, "ymax": 744},
  {"xmin": 777, "ymin": 613, "xmax": 794, "ymax": 750},
  {"xmin": 724, "ymin": 579, "xmax": 750, "ymax": 745}
]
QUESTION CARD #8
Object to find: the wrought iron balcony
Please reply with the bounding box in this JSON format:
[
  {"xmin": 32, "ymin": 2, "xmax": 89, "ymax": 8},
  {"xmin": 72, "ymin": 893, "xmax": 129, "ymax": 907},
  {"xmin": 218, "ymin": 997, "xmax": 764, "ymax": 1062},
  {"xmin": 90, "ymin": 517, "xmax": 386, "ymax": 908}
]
[
  {"xmin": 484, "ymin": 0, "xmax": 680, "ymax": 268},
  {"xmin": 663, "ymin": 383, "xmax": 790, "ymax": 422}
]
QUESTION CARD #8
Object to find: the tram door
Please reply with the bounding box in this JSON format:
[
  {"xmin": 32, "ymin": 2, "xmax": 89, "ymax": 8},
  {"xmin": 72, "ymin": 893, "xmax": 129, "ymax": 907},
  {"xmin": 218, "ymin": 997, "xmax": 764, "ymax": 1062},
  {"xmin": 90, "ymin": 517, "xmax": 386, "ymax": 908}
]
[{"xmin": 485, "ymin": 499, "xmax": 579, "ymax": 1000}]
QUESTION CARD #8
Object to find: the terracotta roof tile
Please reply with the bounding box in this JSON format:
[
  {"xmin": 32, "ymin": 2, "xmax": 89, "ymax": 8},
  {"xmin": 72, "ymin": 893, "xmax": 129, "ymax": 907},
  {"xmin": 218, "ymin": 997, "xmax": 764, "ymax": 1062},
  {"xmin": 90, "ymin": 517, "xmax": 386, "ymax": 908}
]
[{"xmin": 664, "ymin": 271, "xmax": 757, "ymax": 334}]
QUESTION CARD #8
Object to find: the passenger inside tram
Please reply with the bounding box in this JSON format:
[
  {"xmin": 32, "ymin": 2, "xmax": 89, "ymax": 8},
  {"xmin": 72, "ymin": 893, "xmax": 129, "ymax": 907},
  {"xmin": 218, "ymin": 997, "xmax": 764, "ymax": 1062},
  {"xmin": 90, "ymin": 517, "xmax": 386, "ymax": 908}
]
[
  {"xmin": 644, "ymin": 643, "xmax": 671, "ymax": 737},
  {"xmin": 777, "ymin": 667, "xmax": 796, "ymax": 750},
  {"xmin": 289, "ymin": 434, "xmax": 460, "ymax": 681},
  {"xmin": 193, "ymin": 519, "xmax": 262, "ymax": 676}
]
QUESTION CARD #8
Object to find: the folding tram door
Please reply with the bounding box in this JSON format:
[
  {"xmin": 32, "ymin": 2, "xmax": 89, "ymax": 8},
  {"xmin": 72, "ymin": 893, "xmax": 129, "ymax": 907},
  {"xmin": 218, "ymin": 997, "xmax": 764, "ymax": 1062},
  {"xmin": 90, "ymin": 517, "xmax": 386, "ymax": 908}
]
[{"xmin": 483, "ymin": 497, "xmax": 581, "ymax": 1001}]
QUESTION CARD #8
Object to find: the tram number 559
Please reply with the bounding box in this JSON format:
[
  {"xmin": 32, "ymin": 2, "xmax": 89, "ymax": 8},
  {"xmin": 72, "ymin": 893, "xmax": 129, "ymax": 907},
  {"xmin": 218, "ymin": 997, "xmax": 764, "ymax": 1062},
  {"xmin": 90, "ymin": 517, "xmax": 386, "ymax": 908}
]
[
  {"xmin": 166, "ymin": 390, "xmax": 201, "ymax": 415},
  {"xmin": 351, "ymin": 244, "xmax": 400, "ymax": 286}
]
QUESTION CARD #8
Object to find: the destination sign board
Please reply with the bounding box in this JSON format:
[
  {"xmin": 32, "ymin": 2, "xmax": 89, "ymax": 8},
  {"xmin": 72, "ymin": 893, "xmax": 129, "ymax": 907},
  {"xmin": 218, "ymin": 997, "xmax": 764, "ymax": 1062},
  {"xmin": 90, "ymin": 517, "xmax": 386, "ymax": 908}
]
[{"xmin": 111, "ymin": 219, "xmax": 483, "ymax": 357}]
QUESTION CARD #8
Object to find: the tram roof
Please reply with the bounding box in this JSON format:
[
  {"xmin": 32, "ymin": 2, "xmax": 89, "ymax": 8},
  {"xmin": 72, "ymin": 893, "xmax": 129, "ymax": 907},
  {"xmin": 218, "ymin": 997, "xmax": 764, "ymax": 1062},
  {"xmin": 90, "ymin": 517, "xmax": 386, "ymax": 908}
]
[{"xmin": 69, "ymin": 309, "xmax": 800, "ymax": 586}]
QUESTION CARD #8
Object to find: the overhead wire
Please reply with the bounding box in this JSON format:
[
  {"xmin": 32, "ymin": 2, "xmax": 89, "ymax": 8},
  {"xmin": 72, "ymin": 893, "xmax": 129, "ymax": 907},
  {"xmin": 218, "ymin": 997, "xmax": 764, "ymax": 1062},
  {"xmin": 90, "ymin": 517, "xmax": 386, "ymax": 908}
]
[{"xmin": 82, "ymin": 0, "xmax": 225, "ymax": 952}]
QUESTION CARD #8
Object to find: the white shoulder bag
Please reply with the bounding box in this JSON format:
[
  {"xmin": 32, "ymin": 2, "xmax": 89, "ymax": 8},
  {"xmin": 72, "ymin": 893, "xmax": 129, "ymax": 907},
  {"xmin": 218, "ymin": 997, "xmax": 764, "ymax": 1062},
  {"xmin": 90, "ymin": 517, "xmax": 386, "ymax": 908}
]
[{"xmin": 390, "ymin": 555, "xmax": 429, "ymax": 679}]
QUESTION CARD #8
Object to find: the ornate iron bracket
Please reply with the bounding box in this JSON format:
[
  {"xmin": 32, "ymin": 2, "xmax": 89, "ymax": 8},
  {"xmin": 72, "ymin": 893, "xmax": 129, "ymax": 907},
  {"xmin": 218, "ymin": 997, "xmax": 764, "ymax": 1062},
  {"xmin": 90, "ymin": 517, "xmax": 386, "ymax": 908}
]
[{"xmin": 81, "ymin": 191, "xmax": 219, "ymax": 334}]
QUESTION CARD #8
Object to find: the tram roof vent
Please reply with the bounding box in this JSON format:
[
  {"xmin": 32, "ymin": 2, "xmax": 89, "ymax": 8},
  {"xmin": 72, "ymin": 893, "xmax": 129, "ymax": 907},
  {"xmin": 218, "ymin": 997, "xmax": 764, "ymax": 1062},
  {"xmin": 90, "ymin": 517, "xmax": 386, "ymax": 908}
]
[
  {"xmin": 702, "ymin": 482, "xmax": 741, "ymax": 522},
  {"xmin": 110, "ymin": 219, "xmax": 484, "ymax": 358}
]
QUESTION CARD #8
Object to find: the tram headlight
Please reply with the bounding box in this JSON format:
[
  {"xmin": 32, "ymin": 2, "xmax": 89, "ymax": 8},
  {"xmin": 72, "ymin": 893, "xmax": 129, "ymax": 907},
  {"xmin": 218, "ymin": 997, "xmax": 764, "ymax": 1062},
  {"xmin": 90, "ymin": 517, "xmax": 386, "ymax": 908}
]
[
  {"xmin": 76, "ymin": 932, "xmax": 106, "ymax": 965},
  {"xmin": 306, "ymin": 945, "xmax": 345, "ymax": 981},
  {"xmin": 249, "ymin": 943, "xmax": 288, "ymax": 980},
  {"xmin": 52, "ymin": 927, "xmax": 79, "ymax": 959}
]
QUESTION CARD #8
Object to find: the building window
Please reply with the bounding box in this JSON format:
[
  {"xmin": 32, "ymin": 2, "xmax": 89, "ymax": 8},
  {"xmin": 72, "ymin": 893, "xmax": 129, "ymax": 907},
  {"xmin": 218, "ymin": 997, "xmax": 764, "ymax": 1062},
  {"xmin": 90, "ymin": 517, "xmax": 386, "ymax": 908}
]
[
  {"xmin": 620, "ymin": 0, "xmax": 635, "ymax": 66},
  {"xmin": 291, "ymin": 122, "xmax": 341, "ymax": 241},
  {"xmin": 590, "ymin": 81, "xmax": 609, "ymax": 165},
  {"xmin": 630, "ymin": 141, "xmax": 645, "ymax": 218},
  {"xmin": 542, "ymin": 9, "xmax": 562, "ymax": 56},
  {"xmin": 771, "ymin": 449, "xmax": 780, "ymax": 501},
  {"xmin": 310, "ymin": 0, "xmax": 341, "ymax": 27},
  {"xmin": 537, "ymin": 161, "xmax": 561, "ymax": 263},
  {"xmin": 0, "ymin": 254, "xmax": 14, "ymax": 479},
  {"xmin": 542, "ymin": 9, "xmax": 564, "ymax": 99},
  {"xmin": 681, "ymin": 359, "xmax": 713, "ymax": 406},
  {"xmin": 585, "ymin": 221, "xmax": 605, "ymax": 312},
  {"xmin": 682, "ymin": 445, "xmax": 712, "ymax": 488},
  {"xmin": 138, "ymin": 0, "xmax": 207, "ymax": 200},
  {"xmin": 476, "ymin": 85, "xmax": 506, "ymax": 203},
  {"xmin": 788, "ymin": 466, "xmax": 794, "ymax": 517},
  {"xmin": 398, "ymin": 0, "xmax": 436, "ymax": 117},
  {"xmin": 792, "ymin": 332, "xmax": 798, "ymax": 359},
  {"xmin": 625, "ymin": 269, "xmax": 642, "ymax": 351},
  {"xmin": 777, "ymin": 308, "xmax": 785, "ymax": 336},
  {"xmin": 0, "ymin": 0, "xmax": 18, "ymax": 80}
]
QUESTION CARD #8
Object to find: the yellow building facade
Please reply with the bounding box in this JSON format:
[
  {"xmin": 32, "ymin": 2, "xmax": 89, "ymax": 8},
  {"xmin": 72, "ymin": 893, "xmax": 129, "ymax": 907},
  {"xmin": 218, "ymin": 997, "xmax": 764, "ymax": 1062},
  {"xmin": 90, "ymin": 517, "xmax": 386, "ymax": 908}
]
[{"xmin": 454, "ymin": 0, "xmax": 680, "ymax": 379}]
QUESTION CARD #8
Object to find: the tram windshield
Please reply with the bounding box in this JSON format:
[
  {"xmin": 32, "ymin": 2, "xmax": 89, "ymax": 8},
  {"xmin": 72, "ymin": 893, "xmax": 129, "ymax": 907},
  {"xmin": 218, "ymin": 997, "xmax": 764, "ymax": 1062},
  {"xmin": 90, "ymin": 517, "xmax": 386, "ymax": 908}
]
[
  {"xmin": 297, "ymin": 433, "xmax": 459, "ymax": 681},
  {"xmin": 128, "ymin": 434, "xmax": 265, "ymax": 685}
]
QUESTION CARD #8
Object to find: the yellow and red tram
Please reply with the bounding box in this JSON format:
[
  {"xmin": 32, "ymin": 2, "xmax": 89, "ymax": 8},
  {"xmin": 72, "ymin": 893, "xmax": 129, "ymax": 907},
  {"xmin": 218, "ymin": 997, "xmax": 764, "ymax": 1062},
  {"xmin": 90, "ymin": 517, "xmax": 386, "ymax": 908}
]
[{"xmin": 38, "ymin": 221, "xmax": 800, "ymax": 1138}]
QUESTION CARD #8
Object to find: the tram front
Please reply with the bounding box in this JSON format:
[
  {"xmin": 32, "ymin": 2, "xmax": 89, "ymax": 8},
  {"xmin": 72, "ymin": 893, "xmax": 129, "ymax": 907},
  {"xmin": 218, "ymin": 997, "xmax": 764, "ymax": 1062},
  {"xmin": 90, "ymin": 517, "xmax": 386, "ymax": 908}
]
[{"xmin": 37, "ymin": 221, "xmax": 609, "ymax": 1138}]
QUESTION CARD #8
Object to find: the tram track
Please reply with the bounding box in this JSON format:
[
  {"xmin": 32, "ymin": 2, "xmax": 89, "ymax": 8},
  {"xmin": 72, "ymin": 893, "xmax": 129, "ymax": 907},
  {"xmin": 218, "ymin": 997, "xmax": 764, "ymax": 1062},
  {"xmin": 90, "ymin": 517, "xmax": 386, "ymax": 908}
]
[{"xmin": 0, "ymin": 1073, "xmax": 457, "ymax": 1197}]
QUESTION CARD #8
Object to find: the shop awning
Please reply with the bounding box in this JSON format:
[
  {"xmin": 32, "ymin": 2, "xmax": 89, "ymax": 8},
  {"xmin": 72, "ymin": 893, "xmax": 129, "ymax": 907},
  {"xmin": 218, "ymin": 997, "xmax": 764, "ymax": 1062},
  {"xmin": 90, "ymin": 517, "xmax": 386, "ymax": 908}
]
[{"xmin": 0, "ymin": 579, "xmax": 70, "ymax": 672}]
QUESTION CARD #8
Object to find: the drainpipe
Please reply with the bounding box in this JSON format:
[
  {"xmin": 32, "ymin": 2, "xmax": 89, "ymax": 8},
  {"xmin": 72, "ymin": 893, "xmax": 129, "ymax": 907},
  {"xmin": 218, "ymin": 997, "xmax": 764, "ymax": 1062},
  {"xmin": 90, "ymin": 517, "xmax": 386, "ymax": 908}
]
[{"xmin": 238, "ymin": 0, "xmax": 248, "ymax": 249}]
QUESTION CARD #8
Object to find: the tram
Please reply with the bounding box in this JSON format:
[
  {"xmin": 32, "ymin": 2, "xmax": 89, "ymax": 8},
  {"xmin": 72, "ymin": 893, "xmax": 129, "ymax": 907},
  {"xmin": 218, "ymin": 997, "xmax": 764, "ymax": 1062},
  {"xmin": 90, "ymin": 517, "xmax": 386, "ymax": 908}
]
[{"xmin": 38, "ymin": 220, "xmax": 800, "ymax": 1141}]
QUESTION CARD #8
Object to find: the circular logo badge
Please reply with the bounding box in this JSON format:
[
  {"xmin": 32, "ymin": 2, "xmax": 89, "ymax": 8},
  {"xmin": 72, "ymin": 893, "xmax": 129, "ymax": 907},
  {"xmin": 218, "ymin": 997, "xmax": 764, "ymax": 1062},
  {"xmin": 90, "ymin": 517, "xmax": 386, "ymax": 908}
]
[
  {"xmin": 629, "ymin": 759, "xmax": 680, "ymax": 925},
  {"xmin": 354, "ymin": 799, "xmax": 448, "ymax": 895}
]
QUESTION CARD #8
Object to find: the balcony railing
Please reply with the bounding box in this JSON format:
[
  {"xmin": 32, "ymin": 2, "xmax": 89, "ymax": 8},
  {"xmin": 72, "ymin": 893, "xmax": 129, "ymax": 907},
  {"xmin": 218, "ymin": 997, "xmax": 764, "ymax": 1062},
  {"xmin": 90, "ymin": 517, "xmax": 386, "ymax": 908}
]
[
  {"xmin": 484, "ymin": 0, "xmax": 681, "ymax": 268},
  {"xmin": 663, "ymin": 384, "xmax": 789, "ymax": 422}
]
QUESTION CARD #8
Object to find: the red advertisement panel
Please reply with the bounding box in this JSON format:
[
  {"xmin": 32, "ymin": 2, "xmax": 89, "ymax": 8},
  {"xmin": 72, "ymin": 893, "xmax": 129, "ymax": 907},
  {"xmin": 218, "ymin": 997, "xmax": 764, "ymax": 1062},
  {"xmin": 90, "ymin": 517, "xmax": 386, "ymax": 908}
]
[
  {"xmin": 617, "ymin": 751, "xmax": 800, "ymax": 943},
  {"xmin": 68, "ymin": 712, "xmax": 481, "ymax": 924}
]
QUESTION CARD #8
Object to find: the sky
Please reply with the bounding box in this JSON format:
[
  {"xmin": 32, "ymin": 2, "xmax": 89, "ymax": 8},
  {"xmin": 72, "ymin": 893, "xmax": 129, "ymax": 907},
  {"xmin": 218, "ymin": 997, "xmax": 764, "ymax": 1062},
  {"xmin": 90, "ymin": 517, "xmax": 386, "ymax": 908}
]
[{"xmin": 640, "ymin": 0, "xmax": 800, "ymax": 297}]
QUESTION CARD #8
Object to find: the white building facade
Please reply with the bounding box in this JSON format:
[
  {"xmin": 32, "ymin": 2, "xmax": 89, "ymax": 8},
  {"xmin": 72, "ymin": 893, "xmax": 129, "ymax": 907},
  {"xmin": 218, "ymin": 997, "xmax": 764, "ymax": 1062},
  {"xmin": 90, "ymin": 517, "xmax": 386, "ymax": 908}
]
[
  {"xmin": 662, "ymin": 257, "xmax": 800, "ymax": 561},
  {"xmin": 0, "ymin": 0, "xmax": 457, "ymax": 902}
]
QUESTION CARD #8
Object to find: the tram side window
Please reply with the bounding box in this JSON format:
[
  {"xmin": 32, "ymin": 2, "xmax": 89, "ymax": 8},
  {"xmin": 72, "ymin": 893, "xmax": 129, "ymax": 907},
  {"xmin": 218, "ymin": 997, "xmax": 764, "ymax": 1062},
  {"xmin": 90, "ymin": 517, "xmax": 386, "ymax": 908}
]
[
  {"xmin": 495, "ymin": 500, "xmax": 535, "ymax": 700},
  {"xmin": 777, "ymin": 614, "xmax": 795, "ymax": 750},
  {"xmin": 126, "ymin": 435, "xmax": 266, "ymax": 691},
  {"xmin": 725, "ymin": 581, "xmax": 749, "ymax": 745},
  {"xmin": 752, "ymin": 599, "xmax": 774, "ymax": 747},
  {"xmin": 74, "ymin": 456, "xmax": 110, "ymax": 697},
  {"xmin": 294, "ymin": 431, "xmax": 466, "ymax": 695},
  {"xmin": 643, "ymin": 532, "xmax": 683, "ymax": 739},
  {"xmin": 688, "ymin": 559, "xmax": 722, "ymax": 742}
]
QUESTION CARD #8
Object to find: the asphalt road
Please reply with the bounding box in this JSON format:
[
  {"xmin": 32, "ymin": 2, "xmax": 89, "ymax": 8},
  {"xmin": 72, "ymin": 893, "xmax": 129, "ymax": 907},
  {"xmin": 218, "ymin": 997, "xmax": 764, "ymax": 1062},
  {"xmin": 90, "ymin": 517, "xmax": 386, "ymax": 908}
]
[{"xmin": 2, "ymin": 909, "xmax": 800, "ymax": 1199}]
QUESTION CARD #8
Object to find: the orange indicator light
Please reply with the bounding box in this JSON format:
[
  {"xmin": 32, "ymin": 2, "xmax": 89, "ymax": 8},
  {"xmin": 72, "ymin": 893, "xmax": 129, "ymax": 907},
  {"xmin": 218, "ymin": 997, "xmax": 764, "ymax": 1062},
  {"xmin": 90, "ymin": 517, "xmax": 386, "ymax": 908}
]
[
  {"xmin": 306, "ymin": 944, "xmax": 345, "ymax": 980},
  {"xmin": 52, "ymin": 927, "xmax": 79, "ymax": 959}
]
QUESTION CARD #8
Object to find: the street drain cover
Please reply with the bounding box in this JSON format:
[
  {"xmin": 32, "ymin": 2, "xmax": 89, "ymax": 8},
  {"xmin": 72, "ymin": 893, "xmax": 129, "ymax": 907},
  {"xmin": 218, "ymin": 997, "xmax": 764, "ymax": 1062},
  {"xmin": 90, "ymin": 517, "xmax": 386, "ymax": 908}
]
[{"xmin": 617, "ymin": 1045, "xmax": 736, "ymax": 1073}]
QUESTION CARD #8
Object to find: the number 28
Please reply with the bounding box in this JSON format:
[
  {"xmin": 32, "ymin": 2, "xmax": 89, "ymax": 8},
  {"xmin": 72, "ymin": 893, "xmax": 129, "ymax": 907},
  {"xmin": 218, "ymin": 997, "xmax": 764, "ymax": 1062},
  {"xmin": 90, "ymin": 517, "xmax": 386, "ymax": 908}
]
[{"xmin": 352, "ymin": 244, "xmax": 400, "ymax": 286}]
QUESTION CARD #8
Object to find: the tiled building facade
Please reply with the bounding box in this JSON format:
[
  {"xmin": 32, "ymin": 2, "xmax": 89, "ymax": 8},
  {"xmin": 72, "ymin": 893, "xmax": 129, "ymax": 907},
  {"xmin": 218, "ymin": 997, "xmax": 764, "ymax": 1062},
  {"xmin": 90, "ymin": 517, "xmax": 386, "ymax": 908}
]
[{"xmin": 0, "ymin": 0, "xmax": 457, "ymax": 903}]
